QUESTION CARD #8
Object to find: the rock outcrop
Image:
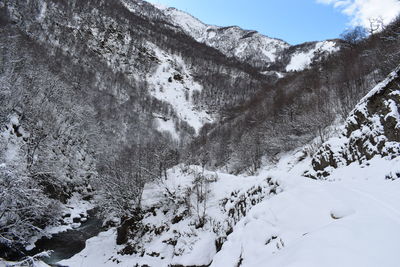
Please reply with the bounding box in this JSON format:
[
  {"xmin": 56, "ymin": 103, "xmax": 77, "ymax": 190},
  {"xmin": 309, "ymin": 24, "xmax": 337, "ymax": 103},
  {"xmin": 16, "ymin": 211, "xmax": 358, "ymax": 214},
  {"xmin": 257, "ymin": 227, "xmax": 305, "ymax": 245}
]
[{"xmin": 308, "ymin": 65, "xmax": 400, "ymax": 178}]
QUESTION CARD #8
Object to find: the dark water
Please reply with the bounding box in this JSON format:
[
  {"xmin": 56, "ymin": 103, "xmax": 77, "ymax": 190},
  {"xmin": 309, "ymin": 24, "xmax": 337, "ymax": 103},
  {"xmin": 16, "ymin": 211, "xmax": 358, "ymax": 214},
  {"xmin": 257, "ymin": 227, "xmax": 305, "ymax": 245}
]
[{"xmin": 28, "ymin": 210, "xmax": 103, "ymax": 265}]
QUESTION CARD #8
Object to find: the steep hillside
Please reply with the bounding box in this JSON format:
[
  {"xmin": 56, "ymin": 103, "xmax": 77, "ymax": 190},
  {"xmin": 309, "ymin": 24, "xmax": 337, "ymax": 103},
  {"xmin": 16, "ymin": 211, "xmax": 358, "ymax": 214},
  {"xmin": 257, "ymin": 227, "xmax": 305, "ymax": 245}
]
[
  {"xmin": 308, "ymin": 65, "xmax": 400, "ymax": 178},
  {"xmin": 3, "ymin": 0, "xmax": 269, "ymax": 138}
]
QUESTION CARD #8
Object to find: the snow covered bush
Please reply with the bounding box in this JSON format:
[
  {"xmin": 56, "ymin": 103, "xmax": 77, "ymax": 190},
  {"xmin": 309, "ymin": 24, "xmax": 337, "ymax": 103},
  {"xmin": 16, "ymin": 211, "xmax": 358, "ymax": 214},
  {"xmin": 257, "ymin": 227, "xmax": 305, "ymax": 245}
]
[
  {"xmin": 186, "ymin": 169, "xmax": 217, "ymax": 227},
  {"xmin": 2, "ymin": 251, "xmax": 52, "ymax": 267},
  {"xmin": 95, "ymin": 142, "xmax": 178, "ymax": 223},
  {"xmin": 0, "ymin": 128, "xmax": 61, "ymax": 254}
]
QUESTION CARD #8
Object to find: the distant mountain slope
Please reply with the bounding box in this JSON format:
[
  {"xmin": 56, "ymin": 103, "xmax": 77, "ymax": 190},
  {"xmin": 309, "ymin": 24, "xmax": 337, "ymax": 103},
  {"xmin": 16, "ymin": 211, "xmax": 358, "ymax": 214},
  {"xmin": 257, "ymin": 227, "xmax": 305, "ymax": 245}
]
[
  {"xmin": 283, "ymin": 40, "xmax": 341, "ymax": 72},
  {"xmin": 156, "ymin": 6, "xmax": 289, "ymax": 69},
  {"xmin": 154, "ymin": 4, "xmax": 341, "ymax": 71}
]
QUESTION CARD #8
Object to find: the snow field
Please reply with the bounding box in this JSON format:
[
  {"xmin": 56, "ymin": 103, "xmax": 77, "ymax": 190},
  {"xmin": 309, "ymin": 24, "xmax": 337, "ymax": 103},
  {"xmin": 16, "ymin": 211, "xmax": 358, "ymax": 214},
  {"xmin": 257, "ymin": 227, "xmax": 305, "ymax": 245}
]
[{"xmin": 61, "ymin": 148, "xmax": 400, "ymax": 267}]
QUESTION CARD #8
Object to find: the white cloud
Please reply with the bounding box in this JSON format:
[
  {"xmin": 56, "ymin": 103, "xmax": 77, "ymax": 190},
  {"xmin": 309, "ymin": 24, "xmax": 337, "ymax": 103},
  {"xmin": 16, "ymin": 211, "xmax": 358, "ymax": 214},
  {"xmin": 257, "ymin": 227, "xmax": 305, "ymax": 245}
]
[{"xmin": 317, "ymin": 0, "xmax": 400, "ymax": 29}]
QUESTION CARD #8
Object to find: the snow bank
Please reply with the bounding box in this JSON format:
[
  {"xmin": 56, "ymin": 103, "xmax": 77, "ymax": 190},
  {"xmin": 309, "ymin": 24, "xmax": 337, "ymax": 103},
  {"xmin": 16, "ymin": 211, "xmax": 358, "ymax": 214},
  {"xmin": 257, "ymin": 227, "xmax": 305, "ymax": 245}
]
[{"xmin": 212, "ymin": 156, "xmax": 400, "ymax": 267}]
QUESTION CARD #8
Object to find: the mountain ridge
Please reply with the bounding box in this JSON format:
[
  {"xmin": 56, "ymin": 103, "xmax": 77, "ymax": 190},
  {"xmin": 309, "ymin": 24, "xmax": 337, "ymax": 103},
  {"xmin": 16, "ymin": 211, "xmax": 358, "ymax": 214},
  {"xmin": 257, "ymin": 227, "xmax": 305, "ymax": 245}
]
[{"xmin": 151, "ymin": 2, "xmax": 342, "ymax": 71}]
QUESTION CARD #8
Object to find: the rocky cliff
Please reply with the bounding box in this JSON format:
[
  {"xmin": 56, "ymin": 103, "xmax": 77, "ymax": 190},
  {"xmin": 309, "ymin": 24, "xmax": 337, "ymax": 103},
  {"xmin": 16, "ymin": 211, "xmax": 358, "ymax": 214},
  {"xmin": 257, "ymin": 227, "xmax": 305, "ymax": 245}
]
[{"xmin": 309, "ymin": 65, "xmax": 400, "ymax": 178}]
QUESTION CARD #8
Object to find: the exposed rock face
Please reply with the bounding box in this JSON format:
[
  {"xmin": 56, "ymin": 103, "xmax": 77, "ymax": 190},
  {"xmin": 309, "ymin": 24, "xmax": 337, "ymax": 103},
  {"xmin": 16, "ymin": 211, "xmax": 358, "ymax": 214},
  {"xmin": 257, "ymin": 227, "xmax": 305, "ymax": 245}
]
[{"xmin": 309, "ymin": 65, "xmax": 400, "ymax": 178}]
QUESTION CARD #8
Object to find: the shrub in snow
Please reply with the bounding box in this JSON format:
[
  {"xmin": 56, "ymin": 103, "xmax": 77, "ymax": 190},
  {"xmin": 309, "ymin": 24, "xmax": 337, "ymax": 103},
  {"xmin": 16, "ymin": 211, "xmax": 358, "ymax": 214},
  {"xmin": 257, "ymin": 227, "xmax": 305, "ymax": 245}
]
[{"xmin": 385, "ymin": 171, "xmax": 400, "ymax": 180}]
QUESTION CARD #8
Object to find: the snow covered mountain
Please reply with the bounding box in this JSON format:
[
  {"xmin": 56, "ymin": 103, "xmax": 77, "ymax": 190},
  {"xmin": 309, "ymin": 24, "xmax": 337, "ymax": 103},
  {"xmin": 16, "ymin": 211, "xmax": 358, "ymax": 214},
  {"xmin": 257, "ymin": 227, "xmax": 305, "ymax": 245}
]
[
  {"xmin": 2, "ymin": 0, "xmax": 342, "ymax": 144},
  {"xmin": 154, "ymin": 4, "xmax": 341, "ymax": 72},
  {"xmin": 2, "ymin": 0, "xmax": 400, "ymax": 266},
  {"xmin": 158, "ymin": 5, "xmax": 289, "ymax": 69}
]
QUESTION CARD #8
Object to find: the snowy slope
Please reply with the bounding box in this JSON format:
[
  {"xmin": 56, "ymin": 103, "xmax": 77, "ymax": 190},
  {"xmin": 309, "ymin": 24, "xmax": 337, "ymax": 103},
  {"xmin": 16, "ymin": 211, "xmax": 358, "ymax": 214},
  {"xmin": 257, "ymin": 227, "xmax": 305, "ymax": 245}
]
[
  {"xmin": 309, "ymin": 65, "xmax": 400, "ymax": 177},
  {"xmin": 59, "ymin": 148, "xmax": 400, "ymax": 267},
  {"xmin": 212, "ymin": 156, "xmax": 400, "ymax": 267},
  {"xmin": 156, "ymin": 6, "xmax": 207, "ymax": 42},
  {"xmin": 146, "ymin": 43, "xmax": 213, "ymax": 135},
  {"xmin": 286, "ymin": 40, "xmax": 340, "ymax": 71},
  {"xmin": 203, "ymin": 26, "xmax": 289, "ymax": 67},
  {"xmin": 4, "ymin": 0, "xmax": 222, "ymax": 141},
  {"xmin": 60, "ymin": 164, "xmax": 281, "ymax": 267}
]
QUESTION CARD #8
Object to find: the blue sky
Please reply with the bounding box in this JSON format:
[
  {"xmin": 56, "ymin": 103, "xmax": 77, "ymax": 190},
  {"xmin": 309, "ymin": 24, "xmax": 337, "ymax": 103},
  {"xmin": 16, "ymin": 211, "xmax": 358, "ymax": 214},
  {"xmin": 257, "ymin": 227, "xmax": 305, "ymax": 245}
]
[{"xmin": 148, "ymin": 0, "xmax": 400, "ymax": 45}]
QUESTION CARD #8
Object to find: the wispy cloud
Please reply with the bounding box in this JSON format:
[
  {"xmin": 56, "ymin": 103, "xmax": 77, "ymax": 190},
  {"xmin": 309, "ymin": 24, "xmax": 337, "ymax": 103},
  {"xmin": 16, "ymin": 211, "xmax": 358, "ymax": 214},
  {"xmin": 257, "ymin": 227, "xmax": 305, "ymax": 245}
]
[{"xmin": 316, "ymin": 0, "xmax": 400, "ymax": 29}]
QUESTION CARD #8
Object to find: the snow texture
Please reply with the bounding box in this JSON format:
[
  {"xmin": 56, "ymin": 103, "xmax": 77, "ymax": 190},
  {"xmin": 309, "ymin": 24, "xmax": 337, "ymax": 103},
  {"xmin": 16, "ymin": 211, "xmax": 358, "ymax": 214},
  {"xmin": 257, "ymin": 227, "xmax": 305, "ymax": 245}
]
[
  {"xmin": 286, "ymin": 41, "xmax": 340, "ymax": 72},
  {"xmin": 147, "ymin": 43, "xmax": 213, "ymax": 134},
  {"xmin": 212, "ymin": 156, "xmax": 400, "ymax": 267}
]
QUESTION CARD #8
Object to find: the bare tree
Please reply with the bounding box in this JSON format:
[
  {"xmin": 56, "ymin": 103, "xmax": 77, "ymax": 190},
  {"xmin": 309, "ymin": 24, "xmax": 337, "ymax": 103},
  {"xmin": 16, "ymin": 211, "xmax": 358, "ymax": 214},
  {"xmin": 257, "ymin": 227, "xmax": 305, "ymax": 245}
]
[
  {"xmin": 95, "ymin": 142, "xmax": 165, "ymax": 221},
  {"xmin": 368, "ymin": 17, "xmax": 385, "ymax": 35},
  {"xmin": 0, "ymin": 135, "xmax": 61, "ymax": 251},
  {"xmin": 340, "ymin": 26, "xmax": 368, "ymax": 45}
]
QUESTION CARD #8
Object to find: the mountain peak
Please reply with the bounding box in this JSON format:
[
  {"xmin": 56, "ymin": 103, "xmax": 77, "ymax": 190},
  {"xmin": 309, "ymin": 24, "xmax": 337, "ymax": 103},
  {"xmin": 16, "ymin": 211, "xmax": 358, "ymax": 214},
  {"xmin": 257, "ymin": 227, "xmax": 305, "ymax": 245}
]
[
  {"xmin": 150, "ymin": 2, "xmax": 169, "ymax": 10},
  {"xmin": 150, "ymin": 4, "xmax": 341, "ymax": 71},
  {"xmin": 152, "ymin": 5, "xmax": 289, "ymax": 68}
]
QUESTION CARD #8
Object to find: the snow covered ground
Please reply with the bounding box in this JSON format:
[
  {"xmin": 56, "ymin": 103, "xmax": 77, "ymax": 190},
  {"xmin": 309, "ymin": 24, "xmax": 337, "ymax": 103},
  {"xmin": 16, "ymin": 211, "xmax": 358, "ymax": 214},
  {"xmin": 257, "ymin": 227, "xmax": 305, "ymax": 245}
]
[
  {"xmin": 59, "ymin": 164, "xmax": 277, "ymax": 267},
  {"xmin": 213, "ymin": 156, "xmax": 400, "ymax": 267},
  {"xmin": 58, "ymin": 148, "xmax": 400, "ymax": 267}
]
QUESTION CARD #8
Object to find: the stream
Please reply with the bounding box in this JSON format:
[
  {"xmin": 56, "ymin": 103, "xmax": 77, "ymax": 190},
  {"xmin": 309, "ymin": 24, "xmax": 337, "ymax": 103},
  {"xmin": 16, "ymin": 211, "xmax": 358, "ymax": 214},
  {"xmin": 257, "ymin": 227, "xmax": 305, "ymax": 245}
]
[{"xmin": 28, "ymin": 210, "xmax": 103, "ymax": 266}]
